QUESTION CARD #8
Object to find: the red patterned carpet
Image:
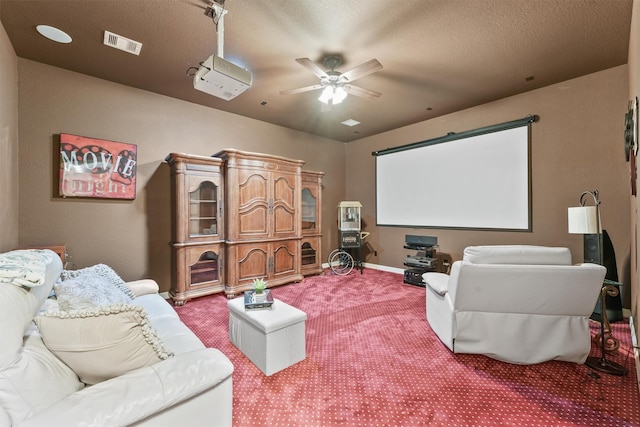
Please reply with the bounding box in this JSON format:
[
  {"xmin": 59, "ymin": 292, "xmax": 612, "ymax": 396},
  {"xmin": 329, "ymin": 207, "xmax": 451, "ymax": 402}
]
[{"xmin": 174, "ymin": 268, "xmax": 640, "ymax": 427}]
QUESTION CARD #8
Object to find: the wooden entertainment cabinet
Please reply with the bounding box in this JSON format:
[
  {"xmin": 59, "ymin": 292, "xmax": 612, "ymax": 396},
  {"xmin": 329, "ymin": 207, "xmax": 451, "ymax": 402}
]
[{"xmin": 167, "ymin": 150, "xmax": 323, "ymax": 304}]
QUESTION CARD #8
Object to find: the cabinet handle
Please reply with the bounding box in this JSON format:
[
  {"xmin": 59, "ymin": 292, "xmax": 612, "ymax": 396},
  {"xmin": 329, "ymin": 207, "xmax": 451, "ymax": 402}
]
[
  {"xmin": 268, "ymin": 198, "xmax": 274, "ymax": 214},
  {"xmin": 268, "ymin": 255, "xmax": 274, "ymax": 273}
]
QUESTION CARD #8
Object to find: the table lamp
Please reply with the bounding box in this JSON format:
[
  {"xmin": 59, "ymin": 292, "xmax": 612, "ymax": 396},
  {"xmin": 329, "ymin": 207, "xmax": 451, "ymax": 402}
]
[{"xmin": 567, "ymin": 190, "xmax": 627, "ymax": 376}]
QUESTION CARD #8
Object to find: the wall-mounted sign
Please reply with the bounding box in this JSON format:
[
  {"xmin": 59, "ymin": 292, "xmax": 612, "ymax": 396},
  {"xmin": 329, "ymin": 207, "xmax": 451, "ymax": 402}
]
[{"xmin": 59, "ymin": 133, "xmax": 137, "ymax": 200}]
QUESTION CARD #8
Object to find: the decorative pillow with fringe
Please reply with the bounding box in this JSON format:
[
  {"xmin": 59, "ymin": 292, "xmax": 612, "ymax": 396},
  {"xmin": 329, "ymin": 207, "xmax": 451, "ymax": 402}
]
[
  {"xmin": 54, "ymin": 272, "xmax": 132, "ymax": 311},
  {"xmin": 35, "ymin": 304, "xmax": 173, "ymax": 385},
  {"xmin": 61, "ymin": 264, "xmax": 136, "ymax": 299}
]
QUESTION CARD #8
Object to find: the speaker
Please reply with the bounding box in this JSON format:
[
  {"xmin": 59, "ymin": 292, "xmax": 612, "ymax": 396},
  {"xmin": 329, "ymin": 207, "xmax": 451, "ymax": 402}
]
[
  {"xmin": 585, "ymin": 230, "xmax": 623, "ymax": 322},
  {"xmin": 583, "ymin": 234, "xmax": 601, "ymax": 264}
]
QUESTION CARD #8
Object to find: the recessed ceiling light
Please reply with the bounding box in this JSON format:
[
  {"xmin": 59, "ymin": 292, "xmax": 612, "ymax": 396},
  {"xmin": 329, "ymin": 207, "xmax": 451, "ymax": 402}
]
[
  {"xmin": 36, "ymin": 25, "xmax": 72, "ymax": 44},
  {"xmin": 341, "ymin": 119, "xmax": 360, "ymax": 127}
]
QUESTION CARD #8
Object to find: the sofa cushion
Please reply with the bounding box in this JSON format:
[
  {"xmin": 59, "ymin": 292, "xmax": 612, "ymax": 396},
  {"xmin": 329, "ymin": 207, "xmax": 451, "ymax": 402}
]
[
  {"xmin": 35, "ymin": 304, "xmax": 174, "ymax": 385},
  {"xmin": 463, "ymin": 245, "xmax": 572, "ymax": 265},
  {"xmin": 134, "ymin": 294, "xmax": 206, "ymax": 354},
  {"xmin": 0, "ymin": 325, "xmax": 84, "ymax": 425},
  {"xmin": 61, "ymin": 264, "xmax": 136, "ymax": 299},
  {"xmin": 54, "ymin": 272, "xmax": 133, "ymax": 311}
]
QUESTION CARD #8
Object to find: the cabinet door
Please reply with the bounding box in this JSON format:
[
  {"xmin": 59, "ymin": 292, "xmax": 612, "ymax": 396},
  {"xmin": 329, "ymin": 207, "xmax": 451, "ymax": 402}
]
[
  {"xmin": 233, "ymin": 168, "xmax": 298, "ymax": 240},
  {"xmin": 271, "ymin": 239, "xmax": 300, "ymax": 280},
  {"xmin": 185, "ymin": 174, "xmax": 223, "ymax": 242},
  {"xmin": 272, "ymin": 171, "xmax": 298, "ymax": 239},
  {"xmin": 224, "ymin": 240, "xmax": 302, "ymax": 297},
  {"xmin": 227, "ymin": 242, "xmax": 270, "ymax": 287},
  {"xmin": 301, "ymin": 236, "xmax": 322, "ymax": 276},
  {"xmin": 301, "ymin": 187, "xmax": 318, "ymax": 235},
  {"xmin": 301, "ymin": 170, "xmax": 323, "ymax": 237},
  {"xmin": 172, "ymin": 243, "xmax": 224, "ymax": 305},
  {"xmin": 187, "ymin": 246, "xmax": 223, "ymax": 288},
  {"xmin": 235, "ymin": 168, "xmax": 269, "ymax": 239}
]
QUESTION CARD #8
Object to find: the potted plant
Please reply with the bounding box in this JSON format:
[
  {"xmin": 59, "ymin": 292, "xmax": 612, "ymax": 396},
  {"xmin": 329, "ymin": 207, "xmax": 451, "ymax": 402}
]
[{"xmin": 252, "ymin": 278, "xmax": 268, "ymax": 302}]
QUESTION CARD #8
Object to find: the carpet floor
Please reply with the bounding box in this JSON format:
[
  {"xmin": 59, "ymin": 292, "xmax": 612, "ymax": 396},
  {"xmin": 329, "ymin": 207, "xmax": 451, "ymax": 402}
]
[{"xmin": 174, "ymin": 268, "xmax": 640, "ymax": 427}]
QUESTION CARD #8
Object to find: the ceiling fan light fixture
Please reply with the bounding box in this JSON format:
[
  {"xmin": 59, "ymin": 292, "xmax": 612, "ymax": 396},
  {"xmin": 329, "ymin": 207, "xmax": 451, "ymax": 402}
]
[
  {"xmin": 333, "ymin": 86, "xmax": 348, "ymax": 104},
  {"xmin": 319, "ymin": 86, "xmax": 334, "ymax": 104},
  {"xmin": 319, "ymin": 85, "xmax": 347, "ymax": 105}
]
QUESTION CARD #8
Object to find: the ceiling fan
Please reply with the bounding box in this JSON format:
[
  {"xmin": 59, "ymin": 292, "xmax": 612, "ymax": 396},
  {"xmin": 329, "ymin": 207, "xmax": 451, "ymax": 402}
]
[{"xmin": 280, "ymin": 56, "xmax": 383, "ymax": 111}]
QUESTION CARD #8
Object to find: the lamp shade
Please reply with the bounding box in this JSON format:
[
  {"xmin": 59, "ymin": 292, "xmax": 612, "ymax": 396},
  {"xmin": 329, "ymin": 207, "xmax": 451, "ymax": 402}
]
[{"xmin": 567, "ymin": 206, "xmax": 600, "ymax": 234}]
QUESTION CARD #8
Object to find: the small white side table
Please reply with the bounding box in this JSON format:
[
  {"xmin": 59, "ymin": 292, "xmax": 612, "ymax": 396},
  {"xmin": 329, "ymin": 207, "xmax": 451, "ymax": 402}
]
[{"xmin": 227, "ymin": 297, "xmax": 307, "ymax": 376}]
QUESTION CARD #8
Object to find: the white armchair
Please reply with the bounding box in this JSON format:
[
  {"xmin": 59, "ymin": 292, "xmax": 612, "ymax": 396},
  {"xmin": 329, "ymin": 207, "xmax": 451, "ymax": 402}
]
[{"xmin": 423, "ymin": 245, "xmax": 606, "ymax": 364}]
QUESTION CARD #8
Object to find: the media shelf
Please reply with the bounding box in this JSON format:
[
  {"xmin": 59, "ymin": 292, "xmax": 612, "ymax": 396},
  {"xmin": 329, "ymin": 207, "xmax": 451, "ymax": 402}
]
[{"xmin": 403, "ymin": 235, "xmax": 438, "ymax": 287}]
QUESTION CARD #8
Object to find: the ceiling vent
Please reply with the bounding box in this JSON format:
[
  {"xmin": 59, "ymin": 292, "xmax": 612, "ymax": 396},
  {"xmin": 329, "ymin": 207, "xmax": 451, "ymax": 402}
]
[{"xmin": 103, "ymin": 31, "xmax": 142, "ymax": 56}]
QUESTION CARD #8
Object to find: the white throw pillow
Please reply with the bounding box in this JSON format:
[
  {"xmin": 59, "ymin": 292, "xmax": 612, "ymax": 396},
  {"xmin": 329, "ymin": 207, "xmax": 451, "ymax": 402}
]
[
  {"xmin": 35, "ymin": 304, "xmax": 173, "ymax": 385},
  {"xmin": 54, "ymin": 272, "xmax": 132, "ymax": 311},
  {"xmin": 61, "ymin": 264, "xmax": 136, "ymax": 299}
]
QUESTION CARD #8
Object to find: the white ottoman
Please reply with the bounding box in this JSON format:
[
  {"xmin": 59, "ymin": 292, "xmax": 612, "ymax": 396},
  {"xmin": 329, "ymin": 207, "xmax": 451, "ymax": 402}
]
[{"xmin": 227, "ymin": 297, "xmax": 307, "ymax": 376}]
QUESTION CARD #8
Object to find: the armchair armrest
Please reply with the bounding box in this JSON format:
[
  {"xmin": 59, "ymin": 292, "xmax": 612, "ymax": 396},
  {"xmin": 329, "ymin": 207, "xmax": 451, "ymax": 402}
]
[
  {"xmin": 17, "ymin": 348, "xmax": 233, "ymax": 427},
  {"xmin": 423, "ymin": 272, "xmax": 450, "ymax": 296}
]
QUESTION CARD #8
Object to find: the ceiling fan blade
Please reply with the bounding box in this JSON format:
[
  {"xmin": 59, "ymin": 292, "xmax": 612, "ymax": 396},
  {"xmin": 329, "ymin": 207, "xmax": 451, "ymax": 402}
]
[
  {"xmin": 295, "ymin": 58, "xmax": 328, "ymax": 79},
  {"xmin": 341, "ymin": 59, "xmax": 383, "ymax": 82},
  {"xmin": 344, "ymin": 85, "xmax": 382, "ymax": 100},
  {"xmin": 279, "ymin": 84, "xmax": 324, "ymax": 95}
]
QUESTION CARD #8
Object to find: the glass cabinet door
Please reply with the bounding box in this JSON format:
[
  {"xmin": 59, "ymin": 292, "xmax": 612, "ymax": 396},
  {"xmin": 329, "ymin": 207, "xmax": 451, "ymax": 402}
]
[
  {"xmin": 189, "ymin": 180, "xmax": 218, "ymax": 237},
  {"xmin": 190, "ymin": 250, "xmax": 220, "ymax": 286},
  {"xmin": 301, "ymin": 188, "xmax": 317, "ymax": 231},
  {"xmin": 301, "ymin": 241, "xmax": 316, "ymax": 266}
]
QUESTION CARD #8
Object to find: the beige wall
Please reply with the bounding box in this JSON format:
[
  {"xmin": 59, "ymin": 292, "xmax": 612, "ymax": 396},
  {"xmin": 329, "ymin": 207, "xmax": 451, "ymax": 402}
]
[
  {"xmin": 16, "ymin": 59, "xmax": 346, "ymax": 291},
  {"xmin": 629, "ymin": 0, "xmax": 639, "ymax": 344},
  {"xmin": 0, "ymin": 20, "xmax": 19, "ymax": 252},
  {"xmin": 346, "ymin": 66, "xmax": 630, "ymax": 291}
]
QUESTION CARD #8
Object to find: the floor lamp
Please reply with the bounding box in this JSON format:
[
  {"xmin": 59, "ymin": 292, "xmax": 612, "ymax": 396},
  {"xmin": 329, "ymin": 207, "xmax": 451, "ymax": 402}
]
[{"xmin": 568, "ymin": 190, "xmax": 627, "ymax": 376}]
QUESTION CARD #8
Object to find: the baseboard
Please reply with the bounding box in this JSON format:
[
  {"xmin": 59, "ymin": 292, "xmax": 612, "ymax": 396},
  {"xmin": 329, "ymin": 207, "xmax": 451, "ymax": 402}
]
[
  {"xmin": 163, "ymin": 264, "xmax": 401, "ymax": 299},
  {"xmin": 362, "ymin": 262, "xmax": 404, "ymax": 274},
  {"xmin": 630, "ymin": 316, "xmax": 640, "ymax": 395},
  {"xmin": 321, "ymin": 262, "xmax": 404, "ymax": 275}
]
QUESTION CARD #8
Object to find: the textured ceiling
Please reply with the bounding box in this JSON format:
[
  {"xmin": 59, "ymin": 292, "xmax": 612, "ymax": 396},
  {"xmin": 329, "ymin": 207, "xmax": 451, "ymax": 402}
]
[{"xmin": 0, "ymin": 0, "xmax": 633, "ymax": 142}]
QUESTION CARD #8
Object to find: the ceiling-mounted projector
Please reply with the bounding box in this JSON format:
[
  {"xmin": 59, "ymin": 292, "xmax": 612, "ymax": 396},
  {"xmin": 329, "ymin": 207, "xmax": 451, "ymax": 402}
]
[{"xmin": 193, "ymin": 55, "xmax": 252, "ymax": 101}]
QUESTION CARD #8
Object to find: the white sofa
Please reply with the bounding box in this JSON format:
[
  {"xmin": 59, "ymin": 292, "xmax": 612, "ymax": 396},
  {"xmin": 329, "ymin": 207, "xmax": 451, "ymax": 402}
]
[
  {"xmin": 423, "ymin": 245, "xmax": 606, "ymax": 365},
  {"xmin": 0, "ymin": 249, "xmax": 234, "ymax": 427}
]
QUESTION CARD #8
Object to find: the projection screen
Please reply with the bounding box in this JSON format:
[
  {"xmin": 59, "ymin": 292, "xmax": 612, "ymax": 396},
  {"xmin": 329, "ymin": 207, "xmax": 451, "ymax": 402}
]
[{"xmin": 373, "ymin": 116, "xmax": 535, "ymax": 231}]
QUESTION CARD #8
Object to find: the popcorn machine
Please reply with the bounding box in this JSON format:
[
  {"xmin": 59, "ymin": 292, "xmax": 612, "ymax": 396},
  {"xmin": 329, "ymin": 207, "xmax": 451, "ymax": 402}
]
[
  {"xmin": 328, "ymin": 201, "xmax": 367, "ymax": 275},
  {"xmin": 338, "ymin": 201, "xmax": 362, "ymax": 249}
]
